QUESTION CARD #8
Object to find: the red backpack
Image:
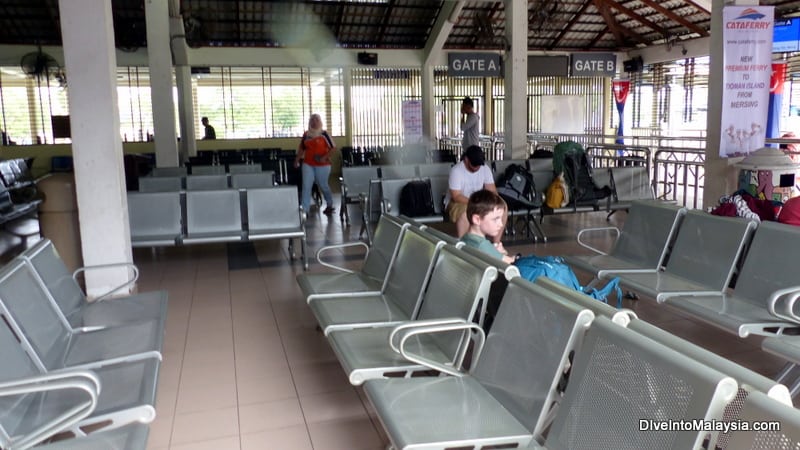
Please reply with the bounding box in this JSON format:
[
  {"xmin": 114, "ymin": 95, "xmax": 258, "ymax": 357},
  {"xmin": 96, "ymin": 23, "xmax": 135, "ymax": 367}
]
[{"xmin": 778, "ymin": 197, "xmax": 800, "ymax": 226}]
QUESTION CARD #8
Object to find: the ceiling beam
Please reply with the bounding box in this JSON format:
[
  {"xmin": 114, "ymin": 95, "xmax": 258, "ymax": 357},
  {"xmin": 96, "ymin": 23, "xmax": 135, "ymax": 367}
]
[
  {"xmin": 637, "ymin": 0, "xmax": 708, "ymax": 37},
  {"xmin": 548, "ymin": 1, "xmax": 592, "ymax": 50},
  {"xmin": 423, "ymin": 1, "xmax": 462, "ymax": 65},
  {"xmin": 374, "ymin": 0, "xmax": 396, "ymax": 47},
  {"xmin": 600, "ymin": 0, "xmax": 667, "ymax": 36},
  {"xmin": 593, "ymin": 0, "xmax": 625, "ymax": 46}
]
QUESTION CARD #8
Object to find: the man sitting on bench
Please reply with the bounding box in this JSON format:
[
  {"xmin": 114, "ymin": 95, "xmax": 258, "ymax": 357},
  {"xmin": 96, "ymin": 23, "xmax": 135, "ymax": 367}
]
[{"xmin": 445, "ymin": 145, "xmax": 506, "ymax": 243}]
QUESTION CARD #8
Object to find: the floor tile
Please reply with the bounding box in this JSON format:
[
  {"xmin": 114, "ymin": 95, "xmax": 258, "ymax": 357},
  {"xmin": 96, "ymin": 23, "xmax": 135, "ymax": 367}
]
[
  {"xmin": 240, "ymin": 425, "xmax": 313, "ymax": 450},
  {"xmin": 170, "ymin": 407, "xmax": 239, "ymax": 445}
]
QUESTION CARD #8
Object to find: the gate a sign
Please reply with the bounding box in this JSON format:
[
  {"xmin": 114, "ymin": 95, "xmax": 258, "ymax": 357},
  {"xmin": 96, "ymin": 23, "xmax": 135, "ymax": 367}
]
[{"xmin": 448, "ymin": 53, "xmax": 502, "ymax": 77}]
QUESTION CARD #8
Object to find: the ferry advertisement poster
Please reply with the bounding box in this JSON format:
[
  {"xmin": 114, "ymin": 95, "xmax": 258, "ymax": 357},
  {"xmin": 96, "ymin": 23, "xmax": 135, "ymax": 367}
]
[{"xmin": 721, "ymin": 6, "xmax": 774, "ymax": 158}]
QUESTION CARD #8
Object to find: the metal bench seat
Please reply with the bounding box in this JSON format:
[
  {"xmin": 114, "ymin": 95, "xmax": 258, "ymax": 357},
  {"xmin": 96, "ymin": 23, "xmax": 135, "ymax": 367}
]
[
  {"xmin": 20, "ymin": 239, "xmax": 168, "ymax": 330},
  {"xmin": 127, "ymin": 192, "xmax": 182, "ymax": 247},
  {"xmin": 564, "ymin": 200, "xmax": 686, "ymax": 282},
  {"xmin": 362, "ymin": 278, "xmax": 594, "ymax": 449},
  {"xmin": 245, "ymin": 186, "xmax": 307, "ymax": 269},
  {"xmin": 0, "ymin": 260, "xmax": 163, "ymax": 369},
  {"xmin": 297, "ymin": 214, "xmax": 408, "ymax": 302},
  {"xmin": 611, "ymin": 211, "xmax": 757, "ymax": 302},
  {"xmin": 308, "ymin": 227, "xmax": 443, "ymax": 335},
  {"xmin": 664, "ymin": 220, "xmax": 800, "ymax": 337},
  {"xmin": 326, "ymin": 245, "xmax": 497, "ymax": 385}
]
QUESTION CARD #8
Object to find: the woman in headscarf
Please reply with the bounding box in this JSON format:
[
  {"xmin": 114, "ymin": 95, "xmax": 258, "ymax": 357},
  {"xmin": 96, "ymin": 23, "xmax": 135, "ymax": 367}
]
[{"xmin": 295, "ymin": 113, "xmax": 336, "ymax": 215}]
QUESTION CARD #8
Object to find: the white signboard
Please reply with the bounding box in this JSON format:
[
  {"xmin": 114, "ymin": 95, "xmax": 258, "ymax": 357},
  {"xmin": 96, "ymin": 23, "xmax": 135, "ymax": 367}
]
[
  {"xmin": 402, "ymin": 100, "xmax": 423, "ymax": 144},
  {"xmin": 541, "ymin": 96, "xmax": 585, "ymax": 134},
  {"xmin": 720, "ymin": 6, "xmax": 774, "ymax": 157}
]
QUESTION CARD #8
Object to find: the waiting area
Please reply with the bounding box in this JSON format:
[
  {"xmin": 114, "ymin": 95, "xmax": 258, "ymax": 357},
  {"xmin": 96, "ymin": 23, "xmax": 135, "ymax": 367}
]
[{"xmin": 1, "ymin": 189, "xmax": 797, "ymax": 449}]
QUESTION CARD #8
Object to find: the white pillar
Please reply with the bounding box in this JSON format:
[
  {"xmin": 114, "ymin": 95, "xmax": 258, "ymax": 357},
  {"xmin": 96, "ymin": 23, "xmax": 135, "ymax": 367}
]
[
  {"xmin": 421, "ymin": 64, "xmax": 436, "ymax": 147},
  {"xmin": 343, "ymin": 67, "xmax": 353, "ymax": 145},
  {"xmin": 503, "ymin": 0, "xmax": 528, "ymax": 160},
  {"xmin": 145, "ymin": 0, "xmax": 179, "ymax": 167},
  {"xmin": 175, "ymin": 65, "xmax": 197, "ymax": 159},
  {"xmin": 704, "ymin": 0, "xmax": 758, "ymax": 209},
  {"xmin": 58, "ymin": 0, "xmax": 133, "ymax": 297}
]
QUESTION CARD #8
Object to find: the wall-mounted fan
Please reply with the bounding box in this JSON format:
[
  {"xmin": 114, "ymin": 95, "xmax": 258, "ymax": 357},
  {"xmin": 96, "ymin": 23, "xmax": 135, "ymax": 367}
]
[{"xmin": 20, "ymin": 50, "xmax": 66, "ymax": 87}]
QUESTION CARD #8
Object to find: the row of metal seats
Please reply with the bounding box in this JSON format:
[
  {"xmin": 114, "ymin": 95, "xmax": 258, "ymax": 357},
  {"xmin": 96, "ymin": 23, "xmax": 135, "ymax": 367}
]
[
  {"xmin": 0, "ymin": 239, "xmax": 168, "ymax": 449},
  {"xmin": 127, "ymin": 186, "xmax": 308, "ymax": 269},
  {"xmin": 139, "ymin": 170, "xmax": 275, "ymax": 192},
  {"xmin": 339, "ymin": 163, "xmax": 453, "ymax": 224},
  {"xmin": 494, "ymin": 158, "xmax": 654, "ymax": 242},
  {"xmin": 566, "ymin": 200, "xmax": 800, "ymax": 395},
  {"xmin": 295, "ymin": 214, "xmax": 799, "ymax": 449}
]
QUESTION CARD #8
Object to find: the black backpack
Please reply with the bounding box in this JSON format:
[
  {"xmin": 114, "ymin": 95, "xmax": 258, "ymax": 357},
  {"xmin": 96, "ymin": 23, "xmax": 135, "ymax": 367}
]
[
  {"xmin": 496, "ymin": 164, "xmax": 541, "ymax": 210},
  {"xmin": 563, "ymin": 152, "xmax": 611, "ymax": 204},
  {"xmin": 399, "ymin": 180, "xmax": 435, "ymax": 217}
]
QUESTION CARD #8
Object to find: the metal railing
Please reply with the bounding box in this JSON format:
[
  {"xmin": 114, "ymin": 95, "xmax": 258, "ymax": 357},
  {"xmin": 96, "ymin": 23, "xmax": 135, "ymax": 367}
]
[{"xmin": 652, "ymin": 147, "xmax": 705, "ymax": 209}]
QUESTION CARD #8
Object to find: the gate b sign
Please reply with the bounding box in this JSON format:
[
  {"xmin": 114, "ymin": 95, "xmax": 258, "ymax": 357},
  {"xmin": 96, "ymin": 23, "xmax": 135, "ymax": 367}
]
[
  {"xmin": 448, "ymin": 53, "xmax": 502, "ymax": 77},
  {"xmin": 571, "ymin": 53, "xmax": 616, "ymax": 77}
]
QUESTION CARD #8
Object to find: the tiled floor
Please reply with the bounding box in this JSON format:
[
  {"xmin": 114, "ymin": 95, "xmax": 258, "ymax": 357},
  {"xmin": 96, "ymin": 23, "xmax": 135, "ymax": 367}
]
[{"xmin": 132, "ymin": 198, "xmax": 789, "ymax": 450}]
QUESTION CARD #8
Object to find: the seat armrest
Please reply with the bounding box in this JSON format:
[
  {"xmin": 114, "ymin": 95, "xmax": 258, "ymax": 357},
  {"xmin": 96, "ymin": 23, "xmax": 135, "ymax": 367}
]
[
  {"xmin": 769, "ymin": 285, "xmax": 800, "ymax": 323},
  {"xmin": 575, "ymin": 226, "xmax": 620, "ymax": 255},
  {"xmin": 73, "ymin": 262, "xmax": 139, "ymax": 302},
  {"xmin": 0, "ymin": 370, "xmax": 99, "ymax": 450},
  {"xmin": 389, "ymin": 319, "xmax": 485, "ymax": 377},
  {"xmin": 315, "ymin": 241, "xmax": 370, "ymax": 273}
]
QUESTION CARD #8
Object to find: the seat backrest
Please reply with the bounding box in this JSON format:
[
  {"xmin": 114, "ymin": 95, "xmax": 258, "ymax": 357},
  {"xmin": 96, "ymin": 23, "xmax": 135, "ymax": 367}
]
[
  {"xmin": 380, "ymin": 165, "xmax": 418, "ymax": 179},
  {"xmin": 228, "ymin": 163, "xmax": 262, "ymax": 174},
  {"xmin": 545, "ymin": 317, "xmax": 738, "ymax": 450},
  {"xmin": 382, "ymin": 227, "xmax": 444, "ymax": 320},
  {"xmin": 610, "ymin": 166, "xmax": 654, "ymax": 202},
  {"xmin": 150, "ymin": 167, "xmax": 187, "ymax": 177},
  {"xmin": 185, "ymin": 174, "xmax": 229, "ymax": 191},
  {"xmin": 417, "ymin": 163, "xmax": 452, "ymax": 178},
  {"xmin": 246, "ymin": 186, "xmax": 301, "ymax": 231},
  {"xmin": 341, "ymin": 166, "xmax": 380, "ymax": 200},
  {"xmin": 727, "ymin": 391, "xmax": 800, "ymax": 450},
  {"xmin": 427, "ymin": 175, "xmax": 449, "ymax": 214},
  {"xmin": 231, "ymin": 171, "xmax": 275, "ymax": 189},
  {"xmin": 733, "ymin": 220, "xmax": 800, "ymax": 307},
  {"xmin": 534, "ymin": 277, "xmax": 634, "ymax": 326},
  {"xmin": 20, "ymin": 239, "xmax": 85, "ymax": 324},
  {"xmin": 0, "ymin": 260, "xmax": 70, "ymax": 371},
  {"xmin": 361, "ymin": 215, "xmax": 408, "ymax": 281},
  {"xmin": 191, "ymin": 165, "xmax": 225, "ymax": 175},
  {"xmin": 0, "ymin": 315, "xmax": 44, "ymax": 447},
  {"xmin": 381, "ymin": 178, "xmax": 437, "ymax": 218},
  {"xmin": 492, "ymin": 159, "xmax": 529, "ymax": 183},
  {"xmin": 470, "ymin": 278, "xmax": 594, "ymax": 438},
  {"xmin": 626, "ymin": 318, "xmax": 792, "ymax": 449},
  {"xmin": 665, "ymin": 211, "xmax": 756, "ymax": 290},
  {"xmin": 414, "ymin": 245, "xmax": 497, "ymax": 341},
  {"xmin": 186, "ymin": 189, "xmax": 242, "ymax": 235},
  {"xmin": 611, "ymin": 200, "xmax": 686, "ymax": 268},
  {"xmin": 127, "ymin": 191, "xmax": 182, "ymax": 241},
  {"xmin": 138, "ymin": 176, "xmax": 183, "ymax": 192}
]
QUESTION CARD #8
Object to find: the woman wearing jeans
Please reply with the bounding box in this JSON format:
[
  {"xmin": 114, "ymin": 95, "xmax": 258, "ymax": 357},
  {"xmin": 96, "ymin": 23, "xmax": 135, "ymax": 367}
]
[{"xmin": 295, "ymin": 114, "xmax": 335, "ymax": 215}]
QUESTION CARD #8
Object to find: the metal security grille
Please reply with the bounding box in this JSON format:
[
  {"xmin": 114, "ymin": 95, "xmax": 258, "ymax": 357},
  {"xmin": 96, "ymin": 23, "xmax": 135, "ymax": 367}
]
[{"xmin": 350, "ymin": 67, "xmax": 421, "ymax": 149}]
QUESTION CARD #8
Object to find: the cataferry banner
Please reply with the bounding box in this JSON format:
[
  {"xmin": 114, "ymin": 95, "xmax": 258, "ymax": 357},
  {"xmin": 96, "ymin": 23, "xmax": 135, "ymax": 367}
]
[{"xmin": 720, "ymin": 6, "xmax": 774, "ymax": 157}]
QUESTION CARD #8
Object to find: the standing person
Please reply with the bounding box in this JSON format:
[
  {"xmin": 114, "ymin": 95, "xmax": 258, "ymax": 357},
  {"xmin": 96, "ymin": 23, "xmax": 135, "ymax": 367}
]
[
  {"xmin": 295, "ymin": 113, "xmax": 336, "ymax": 215},
  {"xmin": 445, "ymin": 145, "xmax": 506, "ymax": 242},
  {"xmin": 460, "ymin": 96, "xmax": 480, "ymax": 151},
  {"xmin": 201, "ymin": 117, "xmax": 216, "ymax": 140}
]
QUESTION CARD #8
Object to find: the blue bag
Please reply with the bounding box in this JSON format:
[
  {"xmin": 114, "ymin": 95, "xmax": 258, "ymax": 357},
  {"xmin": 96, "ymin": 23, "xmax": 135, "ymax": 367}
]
[{"xmin": 514, "ymin": 255, "xmax": 623, "ymax": 308}]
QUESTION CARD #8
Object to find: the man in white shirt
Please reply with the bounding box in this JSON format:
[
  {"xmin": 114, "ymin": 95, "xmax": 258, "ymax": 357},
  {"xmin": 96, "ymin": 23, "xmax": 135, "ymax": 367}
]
[
  {"xmin": 460, "ymin": 97, "xmax": 480, "ymax": 151},
  {"xmin": 445, "ymin": 145, "xmax": 506, "ymax": 242}
]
